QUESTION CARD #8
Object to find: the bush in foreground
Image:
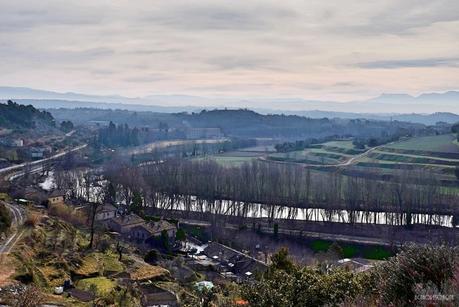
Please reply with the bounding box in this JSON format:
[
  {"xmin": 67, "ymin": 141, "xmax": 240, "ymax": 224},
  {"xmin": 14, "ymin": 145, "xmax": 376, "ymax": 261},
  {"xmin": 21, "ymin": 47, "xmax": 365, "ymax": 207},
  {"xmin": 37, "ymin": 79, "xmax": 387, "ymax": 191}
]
[{"xmin": 242, "ymin": 244, "xmax": 458, "ymax": 307}]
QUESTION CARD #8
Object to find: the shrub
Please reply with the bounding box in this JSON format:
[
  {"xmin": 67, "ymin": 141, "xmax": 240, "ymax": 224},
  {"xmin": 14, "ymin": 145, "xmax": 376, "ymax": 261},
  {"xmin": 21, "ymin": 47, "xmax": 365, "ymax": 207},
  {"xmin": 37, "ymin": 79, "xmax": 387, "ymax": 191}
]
[
  {"xmin": 48, "ymin": 203, "xmax": 86, "ymax": 226},
  {"xmin": 24, "ymin": 211, "xmax": 40, "ymax": 227},
  {"xmin": 0, "ymin": 203, "xmax": 12, "ymax": 233},
  {"xmin": 374, "ymin": 244, "xmax": 458, "ymax": 306},
  {"xmin": 144, "ymin": 249, "xmax": 159, "ymax": 264}
]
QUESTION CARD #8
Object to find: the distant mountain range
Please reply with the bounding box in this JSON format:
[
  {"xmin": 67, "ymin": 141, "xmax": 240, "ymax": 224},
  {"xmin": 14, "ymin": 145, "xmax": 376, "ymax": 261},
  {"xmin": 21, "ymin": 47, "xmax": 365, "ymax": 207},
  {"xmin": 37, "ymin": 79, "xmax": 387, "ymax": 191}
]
[{"xmin": 0, "ymin": 86, "xmax": 458, "ymax": 125}]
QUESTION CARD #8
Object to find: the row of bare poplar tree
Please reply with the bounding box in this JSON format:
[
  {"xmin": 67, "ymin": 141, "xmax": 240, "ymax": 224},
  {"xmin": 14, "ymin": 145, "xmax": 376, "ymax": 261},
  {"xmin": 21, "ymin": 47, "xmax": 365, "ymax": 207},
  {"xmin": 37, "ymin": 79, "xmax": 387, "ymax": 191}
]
[
  {"xmin": 53, "ymin": 158, "xmax": 458, "ymax": 227},
  {"xmin": 99, "ymin": 159, "xmax": 458, "ymax": 225}
]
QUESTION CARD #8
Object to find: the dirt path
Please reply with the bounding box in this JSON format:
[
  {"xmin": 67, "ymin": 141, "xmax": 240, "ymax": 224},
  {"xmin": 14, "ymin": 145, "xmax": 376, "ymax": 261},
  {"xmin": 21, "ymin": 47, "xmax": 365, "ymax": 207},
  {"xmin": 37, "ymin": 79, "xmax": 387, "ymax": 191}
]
[{"xmin": 259, "ymin": 143, "xmax": 392, "ymax": 168}]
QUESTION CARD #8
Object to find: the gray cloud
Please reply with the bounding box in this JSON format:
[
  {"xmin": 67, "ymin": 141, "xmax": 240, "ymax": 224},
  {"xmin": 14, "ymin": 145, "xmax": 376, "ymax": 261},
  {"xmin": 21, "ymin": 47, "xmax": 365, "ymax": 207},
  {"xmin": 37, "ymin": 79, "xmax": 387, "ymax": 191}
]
[
  {"xmin": 142, "ymin": 3, "xmax": 296, "ymax": 31},
  {"xmin": 207, "ymin": 56, "xmax": 273, "ymax": 70},
  {"xmin": 357, "ymin": 58, "xmax": 459, "ymax": 69},
  {"xmin": 337, "ymin": 0, "xmax": 459, "ymax": 36},
  {"xmin": 0, "ymin": 0, "xmax": 458, "ymax": 102},
  {"xmin": 0, "ymin": 2, "xmax": 104, "ymax": 32}
]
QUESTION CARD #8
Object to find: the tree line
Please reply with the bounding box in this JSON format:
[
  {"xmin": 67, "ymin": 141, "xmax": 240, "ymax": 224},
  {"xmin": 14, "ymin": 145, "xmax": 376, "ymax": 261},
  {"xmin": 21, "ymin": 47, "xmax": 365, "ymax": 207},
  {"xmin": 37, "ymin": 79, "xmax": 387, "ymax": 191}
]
[
  {"xmin": 97, "ymin": 159, "xmax": 458, "ymax": 227},
  {"xmin": 97, "ymin": 121, "xmax": 140, "ymax": 147},
  {"xmin": 0, "ymin": 100, "xmax": 55, "ymax": 129}
]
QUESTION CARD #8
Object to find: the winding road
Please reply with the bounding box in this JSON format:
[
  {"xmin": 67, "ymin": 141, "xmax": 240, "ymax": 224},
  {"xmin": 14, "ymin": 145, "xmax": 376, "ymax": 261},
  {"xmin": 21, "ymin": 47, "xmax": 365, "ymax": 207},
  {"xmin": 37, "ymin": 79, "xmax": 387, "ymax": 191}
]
[
  {"xmin": 259, "ymin": 143, "xmax": 391, "ymax": 168},
  {"xmin": 0, "ymin": 201, "xmax": 25, "ymax": 255},
  {"xmin": 0, "ymin": 144, "xmax": 87, "ymax": 175},
  {"xmin": 0, "ymin": 143, "xmax": 87, "ymax": 255}
]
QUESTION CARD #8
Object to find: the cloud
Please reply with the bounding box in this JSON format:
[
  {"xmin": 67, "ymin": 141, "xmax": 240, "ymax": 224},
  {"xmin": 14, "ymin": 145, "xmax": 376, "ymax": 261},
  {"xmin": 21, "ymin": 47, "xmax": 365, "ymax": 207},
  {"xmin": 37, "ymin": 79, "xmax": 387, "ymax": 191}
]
[
  {"xmin": 0, "ymin": 1, "xmax": 104, "ymax": 31},
  {"xmin": 357, "ymin": 58, "xmax": 459, "ymax": 69},
  {"xmin": 334, "ymin": 0, "xmax": 459, "ymax": 36},
  {"xmin": 141, "ymin": 3, "xmax": 296, "ymax": 31},
  {"xmin": 207, "ymin": 56, "xmax": 273, "ymax": 70},
  {"xmin": 0, "ymin": 0, "xmax": 458, "ymax": 102}
]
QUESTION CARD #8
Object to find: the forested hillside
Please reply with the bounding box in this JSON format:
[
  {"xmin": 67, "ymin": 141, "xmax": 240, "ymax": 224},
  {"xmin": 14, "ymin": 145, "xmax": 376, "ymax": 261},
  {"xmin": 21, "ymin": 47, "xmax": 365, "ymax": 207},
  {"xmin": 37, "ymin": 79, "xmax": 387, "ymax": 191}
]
[
  {"xmin": 50, "ymin": 107, "xmax": 427, "ymax": 140},
  {"xmin": 0, "ymin": 100, "xmax": 55, "ymax": 129},
  {"xmin": 180, "ymin": 109, "xmax": 425, "ymax": 139}
]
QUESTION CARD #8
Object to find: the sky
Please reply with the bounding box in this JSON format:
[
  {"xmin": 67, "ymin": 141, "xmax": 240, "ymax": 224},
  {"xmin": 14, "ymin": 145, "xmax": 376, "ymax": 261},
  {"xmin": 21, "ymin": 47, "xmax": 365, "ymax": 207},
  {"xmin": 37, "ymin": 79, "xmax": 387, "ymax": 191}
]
[{"xmin": 1, "ymin": 0, "xmax": 458, "ymax": 102}]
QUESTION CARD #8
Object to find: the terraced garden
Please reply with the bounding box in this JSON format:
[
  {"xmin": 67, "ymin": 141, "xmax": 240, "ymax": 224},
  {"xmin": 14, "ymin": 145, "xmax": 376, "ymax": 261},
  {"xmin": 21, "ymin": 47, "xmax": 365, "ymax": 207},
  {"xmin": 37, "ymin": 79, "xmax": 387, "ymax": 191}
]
[
  {"xmin": 266, "ymin": 140, "xmax": 358, "ymax": 165},
  {"xmin": 352, "ymin": 134, "xmax": 459, "ymax": 184},
  {"xmin": 194, "ymin": 134, "xmax": 458, "ymax": 186},
  {"xmin": 193, "ymin": 150, "xmax": 263, "ymax": 166}
]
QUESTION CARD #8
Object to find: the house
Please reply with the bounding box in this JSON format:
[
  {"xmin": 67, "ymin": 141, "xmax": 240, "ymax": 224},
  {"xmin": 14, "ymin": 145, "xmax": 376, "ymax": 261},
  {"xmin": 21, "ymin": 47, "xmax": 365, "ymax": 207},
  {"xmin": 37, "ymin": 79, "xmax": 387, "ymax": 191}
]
[
  {"xmin": 0, "ymin": 135, "xmax": 23, "ymax": 147},
  {"xmin": 11, "ymin": 139, "xmax": 24, "ymax": 147},
  {"xmin": 95, "ymin": 204, "xmax": 118, "ymax": 221},
  {"xmin": 48, "ymin": 190, "xmax": 66, "ymax": 205},
  {"xmin": 29, "ymin": 147, "xmax": 47, "ymax": 159},
  {"xmin": 203, "ymin": 242, "xmax": 267, "ymax": 279},
  {"xmin": 107, "ymin": 214, "xmax": 145, "ymax": 234},
  {"xmin": 184, "ymin": 128, "xmax": 222, "ymax": 139},
  {"xmin": 130, "ymin": 220, "xmax": 177, "ymax": 243},
  {"xmin": 139, "ymin": 284, "xmax": 179, "ymax": 307}
]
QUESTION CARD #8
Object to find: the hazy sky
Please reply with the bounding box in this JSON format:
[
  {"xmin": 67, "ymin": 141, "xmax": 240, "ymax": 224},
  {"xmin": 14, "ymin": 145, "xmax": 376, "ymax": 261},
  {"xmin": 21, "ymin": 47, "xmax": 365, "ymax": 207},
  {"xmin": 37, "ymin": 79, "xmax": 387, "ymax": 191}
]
[{"xmin": 1, "ymin": 0, "xmax": 458, "ymax": 101}]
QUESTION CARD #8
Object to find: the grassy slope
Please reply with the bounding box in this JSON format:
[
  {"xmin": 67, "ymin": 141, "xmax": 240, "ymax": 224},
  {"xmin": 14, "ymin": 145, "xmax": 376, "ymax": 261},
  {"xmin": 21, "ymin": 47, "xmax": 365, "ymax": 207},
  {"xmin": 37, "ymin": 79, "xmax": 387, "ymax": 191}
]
[{"xmin": 385, "ymin": 134, "xmax": 459, "ymax": 153}]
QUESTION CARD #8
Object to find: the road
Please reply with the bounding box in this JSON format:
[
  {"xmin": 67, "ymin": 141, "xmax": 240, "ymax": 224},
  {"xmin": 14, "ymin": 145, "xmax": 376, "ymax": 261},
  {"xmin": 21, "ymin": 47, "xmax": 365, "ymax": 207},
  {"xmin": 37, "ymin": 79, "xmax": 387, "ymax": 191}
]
[
  {"xmin": 0, "ymin": 144, "xmax": 86, "ymax": 254},
  {"xmin": 0, "ymin": 144, "xmax": 87, "ymax": 175},
  {"xmin": 0, "ymin": 201, "xmax": 25, "ymax": 255},
  {"xmin": 259, "ymin": 143, "xmax": 390, "ymax": 168},
  {"xmin": 124, "ymin": 138, "xmax": 228, "ymax": 155}
]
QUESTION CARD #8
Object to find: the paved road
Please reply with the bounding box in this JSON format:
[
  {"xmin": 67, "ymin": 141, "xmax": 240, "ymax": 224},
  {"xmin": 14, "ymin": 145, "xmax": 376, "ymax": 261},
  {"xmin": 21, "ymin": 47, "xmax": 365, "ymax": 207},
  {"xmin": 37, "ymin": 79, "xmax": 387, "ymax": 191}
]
[
  {"xmin": 0, "ymin": 144, "xmax": 87, "ymax": 254},
  {"xmin": 0, "ymin": 201, "xmax": 25, "ymax": 255},
  {"xmin": 125, "ymin": 139, "xmax": 228, "ymax": 155},
  {"xmin": 0, "ymin": 144, "xmax": 87, "ymax": 175}
]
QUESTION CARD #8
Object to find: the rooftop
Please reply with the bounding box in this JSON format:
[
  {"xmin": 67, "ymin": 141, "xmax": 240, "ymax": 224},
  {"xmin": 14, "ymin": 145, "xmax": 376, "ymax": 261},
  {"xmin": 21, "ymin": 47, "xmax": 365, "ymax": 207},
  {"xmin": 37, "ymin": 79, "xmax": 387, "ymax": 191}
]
[
  {"xmin": 131, "ymin": 220, "xmax": 176, "ymax": 236},
  {"xmin": 111, "ymin": 213, "xmax": 144, "ymax": 226}
]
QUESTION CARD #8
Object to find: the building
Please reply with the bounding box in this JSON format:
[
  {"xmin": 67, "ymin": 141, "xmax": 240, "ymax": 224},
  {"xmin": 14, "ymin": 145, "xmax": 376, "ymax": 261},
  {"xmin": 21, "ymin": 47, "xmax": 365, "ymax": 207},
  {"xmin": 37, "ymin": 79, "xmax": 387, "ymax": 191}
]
[
  {"xmin": 95, "ymin": 204, "xmax": 118, "ymax": 221},
  {"xmin": 130, "ymin": 220, "xmax": 177, "ymax": 243},
  {"xmin": 48, "ymin": 190, "xmax": 66, "ymax": 206},
  {"xmin": 335, "ymin": 258, "xmax": 374, "ymax": 273},
  {"xmin": 139, "ymin": 284, "xmax": 179, "ymax": 307},
  {"xmin": 203, "ymin": 242, "xmax": 267, "ymax": 279},
  {"xmin": 184, "ymin": 128, "xmax": 222, "ymax": 139},
  {"xmin": 11, "ymin": 139, "xmax": 24, "ymax": 147},
  {"xmin": 107, "ymin": 214, "xmax": 145, "ymax": 234},
  {"xmin": 0, "ymin": 137, "xmax": 23, "ymax": 147},
  {"xmin": 30, "ymin": 147, "xmax": 47, "ymax": 159}
]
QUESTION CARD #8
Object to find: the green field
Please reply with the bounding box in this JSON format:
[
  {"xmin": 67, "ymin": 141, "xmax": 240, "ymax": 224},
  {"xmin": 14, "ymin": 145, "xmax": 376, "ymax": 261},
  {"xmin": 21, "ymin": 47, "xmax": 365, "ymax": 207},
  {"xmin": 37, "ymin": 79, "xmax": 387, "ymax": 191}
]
[
  {"xmin": 385, "ymin": 134, "xmax": 459, "ymax": 153},
  {"xmin": 351, "ymin": 134, "xmax": 459, "ymax": 182},
  {"xmin": 309, "ymin": 240, "xmax": 393, "ymax": 260},
  {"xmin": 367, "ymin": 151, "xmax": 459, "ymax": 166},
  {"xmin": 267, "ymin": 143, "xmax": 354, "ymax": 165},
  {"xmin": 195, "ymin": 135, "xmax": 459, "ymax": 183},
  {"xmin": 194, "ymin": 151, "xmax": 262, "ymax": 166}
]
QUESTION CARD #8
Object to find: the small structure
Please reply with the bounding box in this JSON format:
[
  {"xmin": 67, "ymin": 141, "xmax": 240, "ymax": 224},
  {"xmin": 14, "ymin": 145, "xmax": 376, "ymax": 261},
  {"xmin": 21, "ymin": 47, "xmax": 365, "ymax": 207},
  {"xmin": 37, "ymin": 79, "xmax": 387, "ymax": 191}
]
[
  {"xmin": 184, "ymin": 127, "xmax": 222, "ymax": 139},
  {"xmin": 195, "ymin": 281, "xmax": 214, "ymax": 291},
  {"xmin": 130, "ymin": 220, "xmax": 177, "ymax": 243},
  {"xmin": 107, "ymin": 213, "xmax": 145, "ymax": 234},
  {"xmin": 11, "ymin": 139, "xmax": 24, "ymax": 147},
  {"xmin": 203, "ymin": 242, "xmax": 267, "ymax": 279},
  {"xmin": 67, "ymin": 288, "xmax": 95, "ymax": 302},
  {"xmin": 95, "ymin": 204, "xmax": 118, "ymax": 221},
  {"xmin": 48, "ymin": 190, "xmax": 66, "ymax": 206},
  {"xmin": 336, "ymin": 258, "xmax": 373, "ymax": 273},
  {"xmin": 139, "ymin": 284, "xmax": 179, "ymax": 307},
  {"xmin": 15, "ymin": 198, "xmax": 33, "ymax": 206},
  {"xmin": 29, "ymin": 147, "xmax": 47, "ymax": 159}
]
